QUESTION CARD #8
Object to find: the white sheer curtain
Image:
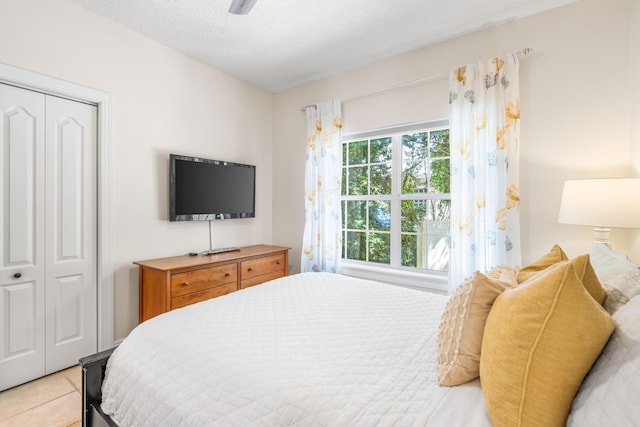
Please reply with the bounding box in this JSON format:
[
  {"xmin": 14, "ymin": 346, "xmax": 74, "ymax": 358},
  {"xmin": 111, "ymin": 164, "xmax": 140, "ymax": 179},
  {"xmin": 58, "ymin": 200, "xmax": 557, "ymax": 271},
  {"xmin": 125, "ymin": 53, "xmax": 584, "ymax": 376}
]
[
  {"xmin": 448, "ymin": 54, "xmax": 521, "ymax": 291},
  {"xmin": 301, "ymin": 100, "xmax": 343, "ymax": 273}
]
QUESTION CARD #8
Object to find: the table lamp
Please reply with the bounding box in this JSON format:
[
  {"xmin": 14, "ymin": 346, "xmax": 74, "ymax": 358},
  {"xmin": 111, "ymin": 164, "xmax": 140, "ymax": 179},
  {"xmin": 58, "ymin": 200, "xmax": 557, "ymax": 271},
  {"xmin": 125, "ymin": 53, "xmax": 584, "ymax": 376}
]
[{"xmin": 558, "ymin": 178, "xmax": 640, "ymax": 247}]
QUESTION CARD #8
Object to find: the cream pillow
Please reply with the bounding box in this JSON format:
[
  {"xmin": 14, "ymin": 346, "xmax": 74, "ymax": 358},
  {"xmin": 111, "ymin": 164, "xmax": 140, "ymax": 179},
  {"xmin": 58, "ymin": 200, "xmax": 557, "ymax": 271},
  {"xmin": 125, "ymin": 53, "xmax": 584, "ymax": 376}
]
[
  {"xmin": 480, "ymin": 261, "xmax": 614, "ymax": 427},
  {"xmin": 437, "ymin": 265, "xmax": 516, "ymax": 386},
  {"xmin": 516, "ymin": 244, "xmax": 568, "ymax": 283}
]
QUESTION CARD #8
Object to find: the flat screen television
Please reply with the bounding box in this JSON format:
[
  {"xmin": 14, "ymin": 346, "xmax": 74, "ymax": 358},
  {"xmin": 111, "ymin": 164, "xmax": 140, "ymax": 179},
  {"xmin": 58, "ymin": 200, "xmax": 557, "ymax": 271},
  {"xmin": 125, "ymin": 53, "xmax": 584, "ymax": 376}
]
[{"xmin": 169, "ymin": 154, "xmax": 256, "ymax": 221}]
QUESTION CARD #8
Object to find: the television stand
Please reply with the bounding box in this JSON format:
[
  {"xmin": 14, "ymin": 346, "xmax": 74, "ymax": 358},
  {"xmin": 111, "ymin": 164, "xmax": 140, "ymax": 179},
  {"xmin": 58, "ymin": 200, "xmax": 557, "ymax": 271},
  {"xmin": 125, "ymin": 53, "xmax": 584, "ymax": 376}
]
[
  {"xmin": 135, "ymin": 245, "xmax": 290, "ymax": 322},
  {"xmin": 202, "ymin": 246, "xmax": 241, "ymax": 255}
]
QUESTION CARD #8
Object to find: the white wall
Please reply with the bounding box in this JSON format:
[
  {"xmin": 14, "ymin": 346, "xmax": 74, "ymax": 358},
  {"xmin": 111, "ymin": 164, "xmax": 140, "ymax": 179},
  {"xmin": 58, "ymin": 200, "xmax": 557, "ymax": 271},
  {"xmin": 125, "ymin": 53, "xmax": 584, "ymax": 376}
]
[
  {"xmin": 631, "ymin": 0, "xmax": 640, "ymax": 258},
  {"xmin": 634, "ymin": 0, "xmax": 640, "ymax": 178},
  {"xmin": 273, "ymin": 0, "xmax": 637, "ymax": 273},
  {"xmin": 0, "ymin": 0, "xmax": 274, "ymax": 340}
]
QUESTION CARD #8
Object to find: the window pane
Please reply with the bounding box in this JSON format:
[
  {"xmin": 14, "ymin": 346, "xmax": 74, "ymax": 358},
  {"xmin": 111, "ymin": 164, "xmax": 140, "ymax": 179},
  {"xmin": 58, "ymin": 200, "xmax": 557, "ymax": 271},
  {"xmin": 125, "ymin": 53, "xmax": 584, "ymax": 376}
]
[
  {"xmin": 429, "ymin": 129, "xmax": 450, "ymax": 157},
  {"xmin": 346, "ymin": 231, "xmax": 366, "ymax": 261},
  {"xmin": 347, "ymin": 166, "xmax": 368, "ymax": 195},
  {"xmin": 370, "ymin": 163, "xmax": 391, "ymax": 195},
  {"xmin": 401, "ymin": 200, "xmax": 427, "ymax": 233},
  {"xmin": 341, "ymin": 167, "xmax": 347, "ymax": 195},
  {"xmin": 428, "ymin": 199, "xmax": 451, "ymax": 225},
  {"xmin": 427, "ymin": 234, "xmax": 449, "ymax": 271},
  {"xmin": 402, "ymin": 132, "xmax": 428, "ymax": 162},
  {"xmin": 348, "ymin": 140, "xmax": 368, "ymax": 165},
  {"xmin": 346, "ymin": 200, "xmax": 366, "ymax": 230},
  {"xmin": 402, "ymin": 161, "xmax": 427, "ymax": 194},
  {"xmin": 342, "ymin": 142, "xmax": 347, "ymax": 166},
  {"xmin": 368, "ymin": 232, "xmax": 390, "ymax": 264},
  {"xmin": 401, "ymin": 233, "xmax": 450, "ymax": 270},
  {"xmin": 370, "ymin": 137, "xmax": 392, "ymax": 162},
  {"xmin": 369, "ymin": 200, "xmax": 391, "ymax": 231},
  {"xmin": 401, "ymin": 234, "xmax": 417, "ymax": 267},
  {"xmin": 428, "ymin": 159, "xmax": 450, "ymax": 194},
  {"xmin": 400, "ymin": 199, "xmax": 451, "ymax": 268}
]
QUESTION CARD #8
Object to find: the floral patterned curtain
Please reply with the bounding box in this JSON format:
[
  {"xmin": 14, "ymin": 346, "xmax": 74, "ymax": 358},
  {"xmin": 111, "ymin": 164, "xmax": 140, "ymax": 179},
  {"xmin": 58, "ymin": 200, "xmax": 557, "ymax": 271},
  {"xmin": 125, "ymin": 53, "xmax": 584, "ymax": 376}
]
[
  {"xmin": 448, "ymin": 54, "xmax": 521, "ymax": 291},
  {"xmin": 301, "ymin": 100, "xmax": 343, "ymax": 273}
]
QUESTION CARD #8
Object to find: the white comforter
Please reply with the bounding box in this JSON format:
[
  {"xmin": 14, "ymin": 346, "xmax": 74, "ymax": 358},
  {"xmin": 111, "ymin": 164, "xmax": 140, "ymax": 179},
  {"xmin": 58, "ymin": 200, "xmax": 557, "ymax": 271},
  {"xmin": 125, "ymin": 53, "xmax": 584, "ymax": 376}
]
[{"xmin": 101, "ymin": 272, "xmax": 492, "ymax": 426}]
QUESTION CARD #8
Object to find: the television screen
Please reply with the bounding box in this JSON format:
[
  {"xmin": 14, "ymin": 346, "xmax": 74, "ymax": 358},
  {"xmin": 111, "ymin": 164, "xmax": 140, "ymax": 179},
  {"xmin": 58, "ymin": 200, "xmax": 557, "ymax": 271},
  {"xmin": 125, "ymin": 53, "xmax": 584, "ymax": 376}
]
[{"xmin": 169, "ymin": 154, "xmax": 256, "ymax": 221}]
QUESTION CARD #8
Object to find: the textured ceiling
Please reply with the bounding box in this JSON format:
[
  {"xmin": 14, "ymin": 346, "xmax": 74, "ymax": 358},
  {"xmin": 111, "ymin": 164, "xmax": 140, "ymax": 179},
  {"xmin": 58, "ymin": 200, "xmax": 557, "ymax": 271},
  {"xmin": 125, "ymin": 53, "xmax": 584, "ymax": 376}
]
[{"xmin": 70, "ymin": 0, "xmax": 575, "ymax": 93}]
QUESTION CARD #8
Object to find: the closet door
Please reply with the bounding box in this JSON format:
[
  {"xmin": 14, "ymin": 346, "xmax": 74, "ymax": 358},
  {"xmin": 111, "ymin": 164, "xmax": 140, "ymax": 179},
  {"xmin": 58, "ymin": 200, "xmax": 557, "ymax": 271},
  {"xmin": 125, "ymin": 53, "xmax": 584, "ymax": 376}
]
[
  {"xmin": 0, "ymin": 84, "xmax": 47, "ymax": 390},
  {"xmin": 44, "ymin": 96, "xmax": 97, "ymax": 373},
  {"xmin": 0, "ymin": 83, "xmax": 97, "ymax": 390}
]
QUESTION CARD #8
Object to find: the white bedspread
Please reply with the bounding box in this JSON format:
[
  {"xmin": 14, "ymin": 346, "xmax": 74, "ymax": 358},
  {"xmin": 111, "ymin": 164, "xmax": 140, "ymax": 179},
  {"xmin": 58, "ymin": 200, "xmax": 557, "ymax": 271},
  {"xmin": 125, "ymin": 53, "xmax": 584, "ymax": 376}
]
[{"xmin": 101, "ymin": 272, "xmax": 492, "ymax": 426}]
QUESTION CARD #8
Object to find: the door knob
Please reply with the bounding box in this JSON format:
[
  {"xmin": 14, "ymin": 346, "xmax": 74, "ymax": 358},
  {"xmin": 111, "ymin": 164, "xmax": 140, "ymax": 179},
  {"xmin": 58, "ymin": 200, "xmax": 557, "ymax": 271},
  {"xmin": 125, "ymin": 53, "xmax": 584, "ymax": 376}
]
[{"xmin": 13, "ymin": 272, "xmax": 22, "ymax": 279}]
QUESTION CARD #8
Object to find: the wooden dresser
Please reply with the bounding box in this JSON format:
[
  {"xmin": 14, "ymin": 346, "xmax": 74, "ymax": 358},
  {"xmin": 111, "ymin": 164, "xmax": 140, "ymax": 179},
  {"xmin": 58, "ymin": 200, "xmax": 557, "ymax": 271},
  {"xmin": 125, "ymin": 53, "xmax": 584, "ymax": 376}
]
[{"xmin": 135, "ymin": 244, "xmax": 290, "ymax": 322}]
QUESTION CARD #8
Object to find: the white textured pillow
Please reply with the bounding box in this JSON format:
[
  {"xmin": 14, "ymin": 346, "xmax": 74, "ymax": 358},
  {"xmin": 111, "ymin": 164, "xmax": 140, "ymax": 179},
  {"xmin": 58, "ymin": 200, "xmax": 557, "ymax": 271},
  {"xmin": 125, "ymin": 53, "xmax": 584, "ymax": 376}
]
[
  {"xmin": 589, "ymin": 243, "xmax": 640, "ymax": 313},
  {"xmin": 602, "ymin": 284, "xmax": 629, "ymax": 315},
  {"xmin": 568, "ymin": 295, "xmax": 640, "ymax": 426},
  {"xmin": 605, "ymin": 268, "xmax": 640, "ymax": 300},
  {"xmin": 589, "ymin": 243, "xmax": 639, "ymax": 282}
]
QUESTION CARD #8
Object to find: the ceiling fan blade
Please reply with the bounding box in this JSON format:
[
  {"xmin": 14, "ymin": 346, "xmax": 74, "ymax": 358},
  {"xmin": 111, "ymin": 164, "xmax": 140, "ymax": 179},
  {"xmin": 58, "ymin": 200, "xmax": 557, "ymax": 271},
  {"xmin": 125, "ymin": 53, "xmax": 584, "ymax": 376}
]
[{"xmin": 228, "ymin": 0, "xmax": 258, "ymax": 15}]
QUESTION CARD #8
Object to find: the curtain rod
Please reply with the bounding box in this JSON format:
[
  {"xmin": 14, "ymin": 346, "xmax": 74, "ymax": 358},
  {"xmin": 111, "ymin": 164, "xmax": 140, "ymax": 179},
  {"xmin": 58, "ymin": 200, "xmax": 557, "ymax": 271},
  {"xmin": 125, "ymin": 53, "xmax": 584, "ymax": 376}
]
[{"xmin": 300, "ymin": 47, "xmax": 533, "ymax": 112}]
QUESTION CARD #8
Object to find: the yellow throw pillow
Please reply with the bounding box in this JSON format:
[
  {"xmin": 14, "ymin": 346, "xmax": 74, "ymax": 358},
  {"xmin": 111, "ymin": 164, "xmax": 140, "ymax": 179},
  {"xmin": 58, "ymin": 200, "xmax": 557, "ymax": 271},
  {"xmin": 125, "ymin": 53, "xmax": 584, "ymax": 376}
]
[
  {"xmin": 516, "ymin": 244, "xmax": 568, "ymax": 283},
  {"xmin": 570, "ymin": 254, "xmax": 606, "ymax": 305},
  {"xmin": 438, "ymin": 265, "xmax": 516, "ymax": 386},
  {"xmin": 480, "ymin": 261, "xmax": 614, "ymax": 427}
]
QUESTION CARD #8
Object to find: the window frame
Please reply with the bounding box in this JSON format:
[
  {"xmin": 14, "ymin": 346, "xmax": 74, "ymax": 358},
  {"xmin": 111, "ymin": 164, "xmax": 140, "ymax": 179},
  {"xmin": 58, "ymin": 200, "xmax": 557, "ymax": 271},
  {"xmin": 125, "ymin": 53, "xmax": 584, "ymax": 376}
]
[{"xmin": 340, "ymin": 120, "xmax": 450, "ymax": 293}]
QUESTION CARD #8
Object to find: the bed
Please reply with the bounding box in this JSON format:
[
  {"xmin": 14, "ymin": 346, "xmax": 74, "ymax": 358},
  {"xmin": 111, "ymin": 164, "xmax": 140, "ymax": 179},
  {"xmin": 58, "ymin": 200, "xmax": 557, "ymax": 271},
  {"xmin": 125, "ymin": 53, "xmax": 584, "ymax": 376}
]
[{"xmin": 81, "ymin": 244, "xmax": 640, "ymax": 427}]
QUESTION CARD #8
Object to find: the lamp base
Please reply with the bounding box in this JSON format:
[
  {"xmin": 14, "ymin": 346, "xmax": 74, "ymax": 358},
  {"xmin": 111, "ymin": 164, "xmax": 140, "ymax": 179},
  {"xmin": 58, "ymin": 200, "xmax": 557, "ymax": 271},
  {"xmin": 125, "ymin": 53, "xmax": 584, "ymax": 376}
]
[{"xmin": 592, "ymin": 227, "xmax": 611, "ymax": 247}]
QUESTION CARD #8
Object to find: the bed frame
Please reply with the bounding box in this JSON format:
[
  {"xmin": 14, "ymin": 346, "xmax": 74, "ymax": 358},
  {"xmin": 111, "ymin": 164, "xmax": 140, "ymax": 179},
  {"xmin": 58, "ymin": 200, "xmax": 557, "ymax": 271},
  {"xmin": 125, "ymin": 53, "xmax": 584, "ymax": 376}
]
[{"xmin": 79, "ymin": 348, "xmax": 119, "ymax": 427}]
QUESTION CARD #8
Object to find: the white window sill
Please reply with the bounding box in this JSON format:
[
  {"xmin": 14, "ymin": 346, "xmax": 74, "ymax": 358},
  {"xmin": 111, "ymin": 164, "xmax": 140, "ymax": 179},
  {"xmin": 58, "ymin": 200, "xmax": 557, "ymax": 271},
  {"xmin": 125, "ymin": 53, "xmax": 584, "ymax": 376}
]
[{"xmin": 340, "ymin": 261, "xmax": 449, "ymax": 295}]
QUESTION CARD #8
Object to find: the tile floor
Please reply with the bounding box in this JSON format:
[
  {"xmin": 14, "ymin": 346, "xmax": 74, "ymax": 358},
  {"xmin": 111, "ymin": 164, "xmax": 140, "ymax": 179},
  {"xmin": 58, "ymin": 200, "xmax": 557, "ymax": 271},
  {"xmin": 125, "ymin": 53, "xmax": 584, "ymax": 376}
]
[{"xmin": 0, "ymin": 366, "xmax": 81, "ymax": 427}]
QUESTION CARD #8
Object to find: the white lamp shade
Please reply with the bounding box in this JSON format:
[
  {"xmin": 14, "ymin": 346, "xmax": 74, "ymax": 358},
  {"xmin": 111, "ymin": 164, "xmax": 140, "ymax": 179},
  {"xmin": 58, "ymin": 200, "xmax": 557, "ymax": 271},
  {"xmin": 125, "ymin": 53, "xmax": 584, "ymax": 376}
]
[{"xmin": 558, "ymin": 179, "xmax": 640, "ymax": 228}]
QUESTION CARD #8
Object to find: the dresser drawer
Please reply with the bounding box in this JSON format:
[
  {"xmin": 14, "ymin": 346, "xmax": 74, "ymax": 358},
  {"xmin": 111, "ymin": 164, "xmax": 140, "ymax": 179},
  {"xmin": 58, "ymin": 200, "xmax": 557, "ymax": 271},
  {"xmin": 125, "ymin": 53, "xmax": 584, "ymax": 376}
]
[
  {"xmin": 241, "ymin": 270, "xmax": 286, "ymax": 289},
  {"xmin": 171, "ymin": 263, "xmax": 237, "ymax": 298},
  {"xmin": 240, "ymin": 254, "xmax": 285, "ymax": 281},
  {"xmin": 170, "ymin": 282, "xmax": 237, "ymax": 310}
]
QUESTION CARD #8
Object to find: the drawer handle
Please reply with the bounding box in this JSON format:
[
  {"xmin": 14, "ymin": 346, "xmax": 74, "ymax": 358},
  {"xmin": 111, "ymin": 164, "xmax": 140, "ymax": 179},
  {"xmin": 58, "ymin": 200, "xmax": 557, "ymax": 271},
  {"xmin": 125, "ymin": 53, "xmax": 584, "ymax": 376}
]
[
  {"xmin": 247, "ymin": 268, "xmax": 253, "ymax": 272},
  {"xmin": 181, "ymin": 282, "xmax": 189, "ymax": 287},
  {"xmin": 224, "ymin": 273, "xmax": 230, "ymax": 277},
  {"xmin": 276, "ymin": 261, "xmax": 280, "ymax": 265},
  {"xmin": 13, "ymin": 272, "xmax": 22, "ymax": 279}
]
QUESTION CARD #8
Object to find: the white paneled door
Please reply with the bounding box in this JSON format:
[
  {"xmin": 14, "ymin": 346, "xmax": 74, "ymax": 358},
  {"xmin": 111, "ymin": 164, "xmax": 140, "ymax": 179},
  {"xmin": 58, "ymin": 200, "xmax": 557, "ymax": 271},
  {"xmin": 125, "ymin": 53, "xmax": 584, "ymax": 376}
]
[{"xmin": 0, "ymin": 83, "xmax": 97, "ymax": 391}]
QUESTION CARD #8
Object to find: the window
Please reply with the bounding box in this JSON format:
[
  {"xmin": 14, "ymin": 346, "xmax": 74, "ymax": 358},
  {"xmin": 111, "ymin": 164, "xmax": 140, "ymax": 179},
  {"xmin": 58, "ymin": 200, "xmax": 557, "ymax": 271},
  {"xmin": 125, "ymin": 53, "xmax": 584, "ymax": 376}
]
[{"xmin": 341, "ymin": 122, "xmax": 450, "ymax": 274}]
